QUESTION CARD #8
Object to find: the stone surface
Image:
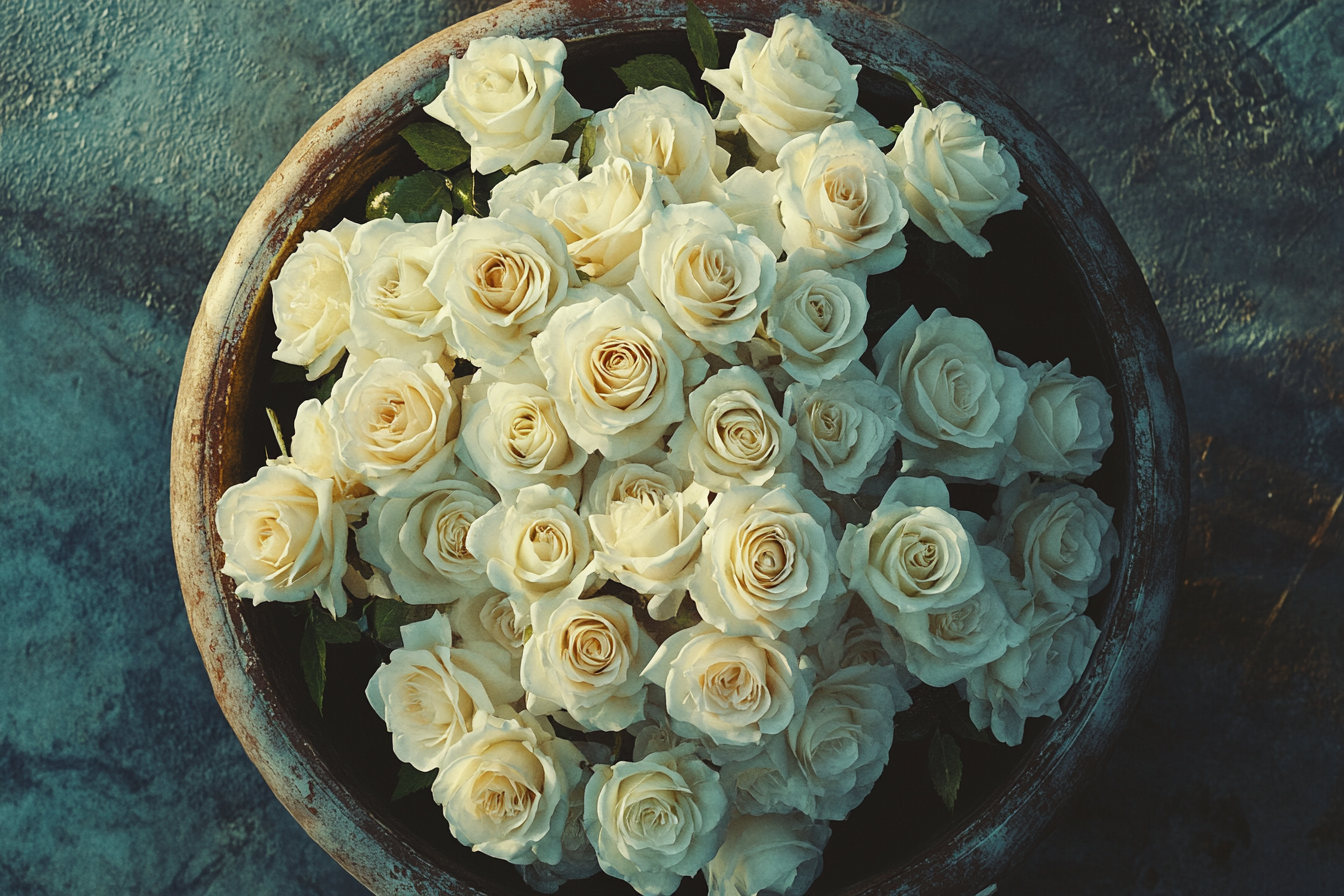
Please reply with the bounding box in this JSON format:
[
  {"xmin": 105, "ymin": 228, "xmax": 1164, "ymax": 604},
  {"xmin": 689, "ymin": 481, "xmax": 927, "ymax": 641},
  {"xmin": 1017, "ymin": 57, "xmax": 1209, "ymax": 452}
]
[{"xmin": 2, "ymin": 0, "xmax": 1341, "ymax": 894}]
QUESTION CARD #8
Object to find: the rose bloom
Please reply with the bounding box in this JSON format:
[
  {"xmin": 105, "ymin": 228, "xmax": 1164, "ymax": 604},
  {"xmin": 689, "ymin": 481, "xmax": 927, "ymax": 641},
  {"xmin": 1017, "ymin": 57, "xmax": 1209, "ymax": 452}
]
[
  {"xmin": 425, "ymin": 208, "xmax": 579, "ymax": 373},
  {"xmin": 588, "ymin": 85, "xmax": 729, "ymax": 204},
  {"xmin": 721, "ymin": 167, "xmax": 785, "ymax": 257},
  {"xmin": 271, "ymin": 219, "xmax": 358, "ymax": 378},
  {"xmin": 344, "ymin": 212, "xmax": 454, "ymax": 370},
  {"xmin": 630, "ymin": 202, "xmax": 777, "ymax": 353},
  {"xmin": 534, "ymin": 290, "xmax": 708, "ymax": 459},
  {"xmin": 703, "ymin": 13, "xmax": 893, "ymax": 162},
  {"xmin": 644, "ymin": 622, "xmax": 807, "ymax": 754},
  {"xmin": 579, "ymin": 452, "xmax": 689, "ymax": 517},
  {"xmin": 668, "ymin": 365, "xmax": 797, "ymax": 492},
  {"xmin": 534, "ymin": 158, "xmax": 679, "ymax": 287},
  {"xmin": 516, "ymin": 752, "xmax": 603, "ymax": 893},
  {"xmin": 488, "ymin": 162, "xmax": 579, "ymax": 217},
  {"xmin": 466, "ymin": 483, "xmax": 594, "ymax": 606},
  {"xmin": 996, "ymin": 353, "xmax": 1115, "ymax": 485},
  {"xmin": 888, "ymin": 101, "xmax": 1027, "ymax": 257},
  {"xmin": 703, "ymin": 811, "xmax": 831, "ymax": 896},
  {"xmin": 784, "ymin": 374, "xmax": 900, "ymax": 494},
  {"xmin": 432, "ymin": 709, "xmax": 585, "ymax": 865},
  {"xmin": 520, "ymin": 593, "xmax": 658, "ymax": 731},
  {"xmin": 776, "ymin": 122, "xmax": 909, "ymax": 278},
  {"xmin": 425, "ymin": 35, "xmax": 588, "ymax": 174},
  {"xmin": 365, "ymin": 611, "xmax": 524, "ymax": 771},
  {"xmin": 287, "ymin": 397, "xmax": 372, "ymax": 503},
  {"xmin": 448, "ymin": 589, "xmax": 527, "ymax": 681},
  {"xmin": 328, "ymin": 357, "xmax": 460, "ymax": 496},
  {"xmin": 584, "ymin": 744, "xmax": 730, "ymax": 896},
  {"xmin": 216, "ymin": 464, "xmax": 348, "ymax": 617},
  {"xmin": 691, "ymin": 480, "xmax": 841, "ymax": 638},
  {"xmin": 874, "ymin": 306, "xmax": 1027, "ymax": 481},
  {"xmin": 763, "ymin": 249, "xmax": 870, "ymax": 386}
]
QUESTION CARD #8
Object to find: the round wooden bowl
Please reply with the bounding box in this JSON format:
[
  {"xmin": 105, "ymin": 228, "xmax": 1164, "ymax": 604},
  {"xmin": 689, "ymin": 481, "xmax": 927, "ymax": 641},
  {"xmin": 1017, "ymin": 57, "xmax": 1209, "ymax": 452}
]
[{"xmin": 170, "ymin": 0, "xmax": 1189, "ymax": 893}]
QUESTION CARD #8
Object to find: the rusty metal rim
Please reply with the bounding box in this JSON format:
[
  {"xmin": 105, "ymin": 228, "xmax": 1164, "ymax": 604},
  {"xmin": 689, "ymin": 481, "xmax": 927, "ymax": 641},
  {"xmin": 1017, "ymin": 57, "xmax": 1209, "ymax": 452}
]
[{"xmin": 169, "ymin": 1, "xmax": 1188, "ymax": 893}]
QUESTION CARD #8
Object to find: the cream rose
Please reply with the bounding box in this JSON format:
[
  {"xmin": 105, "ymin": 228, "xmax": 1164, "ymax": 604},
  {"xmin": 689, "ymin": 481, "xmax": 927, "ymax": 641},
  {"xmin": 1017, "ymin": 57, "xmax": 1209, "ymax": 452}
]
[
  {"xmin": 449, "ymin": 589, "xmax": 527, "ymax": 680},
  {"xmin": 425, "ymin": 36, "xmax": 588, "ymax": 174},
  {"xmin": 763, "ymin": 249, "xmax": 870, "ymax": 386},
  {"xmin": 996, "ymin": 353, "xmax": 1115, "ymax": 485},
  {"xmin": 534, "ymin": 158, "xmax": 679, "ymax": 287},
  {"xmin": 720, "ymin": 167, "xmax": 785, "ymax": 257},
  {"xmin": 703, "ymin": 14, "xmax": 893, "ymax": 163},
  {"xmin": 584, "ymin": 744, "xmax": 730, "ymax": 896},
  {"xmin": 579, "ymin": 453, "xmax": 689, "ymax": 517},
  {"xmin": 516, "ymin": 753, "xmax": 603, "ymax": 892},
  {"xmin": 691, "ymin": 481, "xmax": 840, "ymax": 638},
  {"xmin": 466, "ymin": 483, "xmax": 594, "ymax": 606},
  {"xmin": 776, "ymin": 122, "xmax": 909, "ymax": 278},
  {"xmin": 630, "ymin": 202, "xmax": 777, "ymax": 352},
  {"xmin": 425, "ymin": 208, "xmax": 579, "ymax": 373},
  {"xmin": 520, "ymin": 593, "xmax": 658, "ymax": 731},
  {"xmin": 271, "ymin": 219, "xmax": 358, "ymax": 378},
  {"xmin": 489, "ymin": 162, "xmax": 579, "ymax": 217},
  {"xmin": 365, "ymin": 612, "xmax": 524, "ymax": 771},
  {"xmin": 668, "ymin": 366, "xmax": 797, "ymax": 492},
  {"xmin": 288, "ymin": 397, "xmax": 372, "ymax": 503},
  {"xmin": 888, "ymin": 101, "xmax": 1027, "ymax": 257},
  {"xmin": 588, "ymin": 85, "xmax": 729, "ymax": 204},
  {"xmin": 873, "ymin": 306, "xmax": 1027, "ymax": 480},
  {"xmin": 534, "ymin": 291, "xmax": 708, "ymax": 459},
  {"xmin": 432, "ymin": 709, "xmax": 584, "ymax": 865},
  {"xmin": 784, "ymin": 375, "xmax": 900, "ymax": 494},
  {"xmin": 329, "ymin": 356, "xmax": 460, "ymax": 495},
  {"xmin": 704, "ymin": 811, "xmax": 831, "ymax": 896},
  {"xmin": 216, "ymin": 464, "xmax": 348, "ymax": 617}
]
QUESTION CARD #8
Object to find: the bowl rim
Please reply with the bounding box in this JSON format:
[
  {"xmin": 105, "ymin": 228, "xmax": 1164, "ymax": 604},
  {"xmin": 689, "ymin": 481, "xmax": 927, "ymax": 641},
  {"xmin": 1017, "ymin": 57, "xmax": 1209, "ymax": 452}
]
[{"xmin": 169, "ymin": 0, "xmax": 1189, "ymax": 893}]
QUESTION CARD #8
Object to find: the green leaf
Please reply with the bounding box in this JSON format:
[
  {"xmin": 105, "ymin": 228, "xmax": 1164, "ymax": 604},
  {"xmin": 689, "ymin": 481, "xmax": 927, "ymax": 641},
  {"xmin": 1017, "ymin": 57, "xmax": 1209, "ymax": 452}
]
[
  {"xmin": 270, "ymin": 361, "xmax": 307, "ymax": 383},
  {"xmin": 400, "ymin": 121, "xmax": 472, "ymax": 172},
  {"xmin": 372, "ymin": 598, "xmax": 418, "ymax": 646},
  {"xmin": 314, "ymin": 366, "xmax": 341, "ymax": 402},
  {"xmin": 717, "ymin": 129, "xmax": 754, "ymax": 176},
  {"xmin": 892, "ymin": 70, "xmax": 927, "ymax": 107},
  {"xmin": 686, "ymin": 1, "xmax": 719, "ymax": 71},
  {"xmin": 613, "ymin": 54, "xmax": 699, "ymax": 102},
  {"xmin": 944, "ymin": 702, "xmax": 994, "ymax": 744},
  {"xmin": 928, "ymin": 729, "xmax": 963, "ymax": 810},
  {"xmin": 553, "ymin": 114, "xmax": 591, "ymax": 149},
  {"xmin": 579, "ymin": 121, "xmax": 597, "ymax": 173},
  {"xmin": 392, "ymin": 763, "xmax": 437, "ymax": 800},
  {"xmin": 575, "ymin": 269, "xmax": 592, "ymax": 283},
  {"xmin": 387, "ymin": 170, "xmax": 453, "ymax": 224},
  {"xmin": 300, "ymin": 611, "xmax": 327, "ymax": 714},
  {"xmin": 451, "ymin": 169, "xmax": 477, "ymax": 216},
  {"xmin": 366, "ymin": 175, "xmax": 399, "ymax": 220},
  {"xmin": 313, "ymin": 611, "xmax": 362, "ymax": 644},
  {"xmin": 892, "ymin": 711, "xmax": 938, "ymax": 743},
  {"xmin": 413, "ymin": 75, "xmax": 448, "ymax": 107},
  {"xmin": 888, "ymin": 123, "xmax": 903, "ymax": 135}
]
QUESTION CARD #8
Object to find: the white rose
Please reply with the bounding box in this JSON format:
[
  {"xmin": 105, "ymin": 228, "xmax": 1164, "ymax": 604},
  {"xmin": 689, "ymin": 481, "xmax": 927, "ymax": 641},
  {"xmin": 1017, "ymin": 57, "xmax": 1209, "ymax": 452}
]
[
  {"xmin": 668, "ymin": 366, "xmax": 797, "ymax": 492},
  {"xmin": 764, "ymin": 249, "xmax": 870, "ymax": 386},
  {"xmin": 589, "ymin": 484, "xmax": 711, "ymax": 622},
  {"xmin": 271, "ymin": 219, "xmax": 358, "ymax": 378},
  {"xmin": 489, "ymin": 162, "xmax": 579, "ymax": 217},
  {"xmin": 785, "ymin": 375, "xmax": 900, "ymax": 493},
  {"xmin": 534, "ymin": 291, "xmax": 709, "ymax": 459},
  {"xmin": 534, "ymin": 158, "xmax": 680, "ymax": 287},
  {"xmin": 717, "ymin": 738, "xmax": 806, "ymax": 817},
  {"xmin": 466, "ymin": 483, "xmax": 594, "ymax": 606},
  {"xmin": 630, "ymin": 202, "xmax": 777, "ymax": 352},
  {"xmin": 965, "ymin": 610, "xmax": 1099, "ymax": 746},
  {"xmin": 288, "ymin": 397, "xmax": 372, "ymax": 502},
  {"xmin": 521, "ymin": 593, "xmax": 658, "ymax": 731},
  {"xmin": 216, "ymin": 464, "xmax": 348, "ymax": 617},
  {"xmin": 425, "ymin": 36, "xmax": 588, "ymax": 174},
  {"xmin": 703, "ymin": 14, "xmax": 893, "ymax": 163},
  {"xmin": 448, "ymin": 589, "xmax": 526, "ymax": 680},
  {"xmin": 432, "ymin": 709, "xmax": 584, "ymax": 865},
  {"xmin": 584, "ymin": 744, "xmax": 730, "ymax": 896},
  {"xmin": 357, "ymin": 470, "xmax": 497, "ymax": 604},
  {"xmin": 579, "ymin": 452, "xmax": 689, "ymax": 517},
  {"xmin": 989, "ymin": 476, "xmax": 1119, "ymax": 614},
  {"xmin": 515, "ymin": 755, "xmax": 603, "ymax": 892},
  {"xmin": 776, "ymin": 122, "xmax": 909, "ymax": 278},
  {"xmin": 589, "ymin": 85, "xmax": 729, "ymax": 203},
  {"xmin": 888, "ymin": 101, "xmax": 1027, "ymax": 257},
  {"xmin": 344, "ymin": 212, "xmax": 454, "ymax": 370},
  {"xmin": 365, "ymin": 611, "xmax": 524, "ymax": 771},
  {"xmin": 704, "ymin": 811, "xmax": 831, "ymax": 896},
  {"xmin": 425, "ymin": 208, "xmax": 579, "ymax": 373},
  {"xmin": 456, "ymin": 364, "xmax": 588, "ymax": 497},
  {"xmin": 329, "ymin": 357, "xmax": 460, "ymax": 495},
  {"xmin": 996, "ymin": 353, "xmax": 1115, "ymax": 485},
  {"xmin": 873, "ymin": 306, "xmax": 1027, "ymax": 480},
  {"xmin": 644, "ymin": 622, "xmax": 806, "ymax": 753},
  {"xmin": 720, "ymin": 167, "xmax": 785, "ymax": 258},
  {"xmin": 691, "ymin": 481, "xmax": 841, "ymax": 638},
  {"xmin": 838, "ymin": 476, "xmax": 995, "ymax": 624}
]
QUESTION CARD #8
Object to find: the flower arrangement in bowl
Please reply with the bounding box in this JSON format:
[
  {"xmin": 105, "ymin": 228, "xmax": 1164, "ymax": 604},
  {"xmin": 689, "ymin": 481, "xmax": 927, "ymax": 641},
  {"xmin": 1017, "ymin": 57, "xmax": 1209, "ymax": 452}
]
[{"xmin": 170, "ymin": 1, "xmax": 1187, "ymax": 894}]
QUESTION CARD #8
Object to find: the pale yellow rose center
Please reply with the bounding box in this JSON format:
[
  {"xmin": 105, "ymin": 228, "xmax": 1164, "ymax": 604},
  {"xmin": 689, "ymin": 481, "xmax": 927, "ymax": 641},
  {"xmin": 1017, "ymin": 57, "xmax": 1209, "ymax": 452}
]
[{"xmin": 703, "ymin": 659, "xmax": 766, "ymax": 712}]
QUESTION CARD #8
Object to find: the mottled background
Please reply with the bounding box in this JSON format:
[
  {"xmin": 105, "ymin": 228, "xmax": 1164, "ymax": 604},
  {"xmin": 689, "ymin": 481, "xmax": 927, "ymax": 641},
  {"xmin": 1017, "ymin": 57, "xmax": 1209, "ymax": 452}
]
[{"xmin": 2, "ymin": 0, "xmax": 1342, "ymax": 893}]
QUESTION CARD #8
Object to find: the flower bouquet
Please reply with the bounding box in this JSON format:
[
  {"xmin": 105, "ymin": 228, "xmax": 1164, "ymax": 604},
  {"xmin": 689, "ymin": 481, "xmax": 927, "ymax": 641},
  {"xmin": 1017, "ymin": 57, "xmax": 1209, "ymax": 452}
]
[{"xmin": 179, "ymin": 2, "xmax": 1184, "ymax": 894}]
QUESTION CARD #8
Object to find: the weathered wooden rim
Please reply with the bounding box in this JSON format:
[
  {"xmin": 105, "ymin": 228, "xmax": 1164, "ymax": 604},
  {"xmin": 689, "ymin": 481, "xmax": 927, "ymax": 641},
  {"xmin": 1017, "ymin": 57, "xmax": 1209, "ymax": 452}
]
[{"xmin": 170, "ymin": 0, "xmax": 1188, "ymax": 893}]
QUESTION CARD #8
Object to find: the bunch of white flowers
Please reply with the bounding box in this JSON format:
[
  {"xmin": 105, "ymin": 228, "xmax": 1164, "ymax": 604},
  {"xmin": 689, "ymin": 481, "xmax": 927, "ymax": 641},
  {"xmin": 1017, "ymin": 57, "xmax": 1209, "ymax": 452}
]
[{"xmin": 216, "ymin": 11, "xmax": 1118, "ymax": 896}]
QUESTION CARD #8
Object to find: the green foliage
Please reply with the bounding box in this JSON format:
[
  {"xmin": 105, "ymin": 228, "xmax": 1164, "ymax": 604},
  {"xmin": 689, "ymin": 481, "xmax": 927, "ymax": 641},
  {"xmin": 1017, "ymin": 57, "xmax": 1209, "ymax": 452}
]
[
  {"xmin": 944, "ymin": 701, "xmax": 994, "ymax": 744},
  {"xmin": 313, "ymin": 611, "xmax": 362, "ymax": 644},
  {"xmin": 717, "ymin": 129, "xmax": 754, "ymax": 176},
  {"xmin": 400, "ymin": 121, "xmax": 472, "ymax": 172},
  {"xmin": 300, "ymin": 610, "xmax": 327, "ymax": 714},
  {"xmin": 613, "ymin": 54, "xmax": 699, "ymax": 102},
  {"xmin": 686, "ymin": 1, "xmax": 719, "ymax": 71},
  {"xmin": 386, "ymin": 170, "xmax": 453, "ymax": 224},
  {"xmin": 553, "ymin": 114, "xmax": 591, "ymax": 149},
  {"xmin": 366, "ymin": 176, "xmax": 399, "ymax": 220},
  {"xmin": 371, "ymin": 598, "xmax": 418, "ymax": 647},
  {"xmin": 579, "ymin": 121, "xmax": 597, "ymax": 173},
  {"xmin": 928, "ymin": 728, "xmax": 963, "ymax": 810},
  {"xmin": 391, "ymin": 763, "xmax": 437, "ymax": 801},
  {"xmin": 269, "ymin": 361, "xmax": 308, "ymax": 383},
  {"xmin": 892, "ymin": 69, "xmax": 927, "ymax": 107}
]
